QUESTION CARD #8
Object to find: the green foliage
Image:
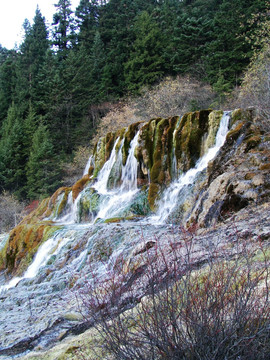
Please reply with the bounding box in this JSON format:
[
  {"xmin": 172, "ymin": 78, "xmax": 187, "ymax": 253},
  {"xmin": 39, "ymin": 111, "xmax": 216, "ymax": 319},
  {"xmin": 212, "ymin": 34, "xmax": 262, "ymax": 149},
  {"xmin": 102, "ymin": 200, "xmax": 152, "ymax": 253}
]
[
  {"xmin": 75, "ymin": 0, "xmax": 99, "ymax": 48},
  {"xmin": 26, "ymin": 123, "xmax": 62, "ymax": 199},
  {"xmin": 124, "ymin": 11, "xmax": 166, "ymax": 93},
  {"xmin": 52, "ymin": 0, "xmax": 75, "ymax": 58},
  {"xmin": 0, "ymin": 105, "xmax": 26, "ymax": 198},
  {"xmin": 0, "ymin": 0, "xmax": 267, "ymax": 200}
]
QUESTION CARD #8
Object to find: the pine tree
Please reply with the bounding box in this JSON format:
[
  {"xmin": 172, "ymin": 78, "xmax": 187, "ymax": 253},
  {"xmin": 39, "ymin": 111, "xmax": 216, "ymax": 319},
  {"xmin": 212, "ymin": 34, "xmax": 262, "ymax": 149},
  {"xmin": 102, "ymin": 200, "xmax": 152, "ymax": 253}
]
[
  {"xmin": 204, "ymin": 0, "xmax": 267, "ymax": 88},
  {"xmin": 124, "ymin": 11, "xmax": 166, "ymax": 93},
  {"xmin": 26, "ymin": 123, "xmax": 61, "ymax": 199},
  {"xmin": 15, "ymin": 8, "xmax": 50, "ymax": 115},
  {"xmin": 75, "ymin": 0, "xmax": 100, "ymax": 49},
  {"xmin": 0, "ymin": 105, "xmax": 26, "ymax": 198},
  {"xmin": 0, "ymin": 50, "xmax": 17, "ymax": 123},
  {"xmin": 52, "ymin": 0, "xmax": 75, "ymax": 59}
]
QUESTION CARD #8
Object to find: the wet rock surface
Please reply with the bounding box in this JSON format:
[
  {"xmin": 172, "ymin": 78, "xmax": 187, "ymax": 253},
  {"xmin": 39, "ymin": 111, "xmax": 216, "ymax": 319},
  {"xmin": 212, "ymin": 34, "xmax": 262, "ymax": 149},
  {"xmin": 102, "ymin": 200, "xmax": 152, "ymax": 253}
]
[
  {"xmin": 0, "ymin": 202, "xmax": 269, "ymax": 359},
  {"xmin": 0, "ymin": 109, "xmax": 269, "ymax": 358}
]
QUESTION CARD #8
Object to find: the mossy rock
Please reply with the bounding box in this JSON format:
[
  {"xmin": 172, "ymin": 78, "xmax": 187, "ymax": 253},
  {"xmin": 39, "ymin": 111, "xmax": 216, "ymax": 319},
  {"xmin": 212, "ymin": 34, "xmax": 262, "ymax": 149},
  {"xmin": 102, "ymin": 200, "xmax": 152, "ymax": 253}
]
[
  {"xmin": 48, "ymin": 187, "xmax": 71, "ymax": 219},
  {"xmin": 175, "ymin": 110, "xmax": 211, "ymax": 172},
  {"xmin": 202, "ymin": 110, "xmax": 223, "ymax": 155},
  {"xmin": 147, "ymin": 116, "xmax": 178, "ymax": 185},
  {"xmin": 78, "ymin": 188, "xmax": 101, "ymax": 222},
  {"xmin": 226, "ymin": 122, "xmax": 245, "ymax": 143},
  {"xmin": 105, "ymin": 132, "xmax": 116, "ymax": 160},
  {"xmin": 230, "ymin": 108, "xmax": 254, "ymax": 127},
  {"xmin": 5, "ymin": 223, "xmax": 61, "ymax": 275},
  {"xmin": 245, "ymin": 135, "xmax": 261, "ymax": 152},
  {"xmin": 122, "ymin": 122, "xmax": 142, "ymax": 165},
  {"xmin": 92, "ymin": 136, "xmax": 107, "ymax": 178},
  {"xmin": 148, "ymin": 183, "xmax": 161, "ymax": 211},
  {"xmin": 72, "ymin": 175, "xmax": 90, "ymax": 200}
]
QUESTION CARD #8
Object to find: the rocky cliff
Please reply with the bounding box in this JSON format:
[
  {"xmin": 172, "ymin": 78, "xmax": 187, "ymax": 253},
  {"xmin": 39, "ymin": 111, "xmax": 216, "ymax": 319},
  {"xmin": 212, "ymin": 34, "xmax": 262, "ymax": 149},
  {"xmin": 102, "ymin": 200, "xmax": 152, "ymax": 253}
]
[{"xmin": 0, "ymin": 108, "xmax": 269, "ymax": 359}]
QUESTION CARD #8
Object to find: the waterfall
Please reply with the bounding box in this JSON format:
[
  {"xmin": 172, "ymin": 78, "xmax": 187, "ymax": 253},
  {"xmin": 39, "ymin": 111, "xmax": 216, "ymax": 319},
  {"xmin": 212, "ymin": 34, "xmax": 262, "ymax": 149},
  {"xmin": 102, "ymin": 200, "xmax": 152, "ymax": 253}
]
[
  {"xmin": 120, "ymin": 132, "xmax": 139, "ymax": 192},
  {"xmin": 0, "ymin": 112, "xmax": 230, "ymax": 294},
  {"xmin": 94, "ymin": 137, "xmax": 122, "ymax": 195},
  {"xmin": 83, "ymin": 155, "xmax": 92, "ymax": 176},
  {"xmin": 150, "ymin": 111, "xmax": 231, "ymax": 224},
  {"xmin": 0, "ymin": 229, "xmax": 69, "ymax": 292},
  {"xmin": 55, "ymin": 191, "xmax": 81, "ymax": 224},
  {"xmin": 94, "ymin": 132, "xmax": 139, "ymax": 220}
]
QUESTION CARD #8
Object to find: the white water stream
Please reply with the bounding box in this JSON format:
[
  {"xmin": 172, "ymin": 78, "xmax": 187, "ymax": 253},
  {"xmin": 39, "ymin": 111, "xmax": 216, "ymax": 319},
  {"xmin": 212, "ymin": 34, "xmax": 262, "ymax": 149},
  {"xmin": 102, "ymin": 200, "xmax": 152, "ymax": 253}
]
[
  {"xmin": 0, "ymin": 133, "xmax": 140, "ymax": 292},
  {"xmin": 93, "ymin": 132, "xmax": 139, "ymax": 220},
  {"xmin": 83, "ymin": 155, "xmax": 93, "ymax": 176},
  {"xmin": 150, "ymin": 111, "xmax": 231, "ymax": 224},
  {"xmin": 0, "ymin": 113, "xmax": 230, "ymax": 292}
]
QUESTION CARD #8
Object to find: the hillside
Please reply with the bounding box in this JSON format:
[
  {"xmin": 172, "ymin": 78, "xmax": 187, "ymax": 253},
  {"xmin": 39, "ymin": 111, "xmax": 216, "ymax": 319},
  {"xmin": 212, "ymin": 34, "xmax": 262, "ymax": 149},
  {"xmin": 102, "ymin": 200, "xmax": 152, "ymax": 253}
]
[
  {"xmin": 0, "ymin": 108, "xmax": 269, "ymax": 359},
  {"xmin": 0, "ymin": 1, "xmax": 270, "ymax": 358},
  {"xmin": 0, "ymin": 0, "xmax": 269, "ymax": 201}
]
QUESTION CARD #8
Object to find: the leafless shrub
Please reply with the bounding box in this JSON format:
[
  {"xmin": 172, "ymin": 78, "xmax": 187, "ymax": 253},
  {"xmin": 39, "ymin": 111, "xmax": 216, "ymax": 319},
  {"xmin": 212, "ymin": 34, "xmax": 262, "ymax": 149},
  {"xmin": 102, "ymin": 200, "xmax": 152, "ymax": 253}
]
[
  {"xmin": 135, "ymin": 75, "xmax": 216, "ymax": 119},
  {"xmin": 75, "ymin": 227, "xmax": 270, "ymax": 360},
  {"xmin": 0, "ymin": 191, "xmax": 25, "ymax": 232},
  {"xmin": 62, "ymin": 146, "xmax": 92, "ymax": 187},
  {"xmin": 237, "ymin": 44, "xmax": 270, "ymax": 131},
  {"xmin": 87, "ymin": 76, "xmax": 216, "ymax": 152}
]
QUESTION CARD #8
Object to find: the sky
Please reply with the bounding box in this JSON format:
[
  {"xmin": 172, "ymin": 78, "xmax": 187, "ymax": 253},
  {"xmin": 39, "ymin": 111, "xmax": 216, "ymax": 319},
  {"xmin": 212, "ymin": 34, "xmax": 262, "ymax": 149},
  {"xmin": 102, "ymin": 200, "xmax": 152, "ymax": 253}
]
[{"xmin": 0, "ymin": 0, "xmax": 80, "ymax": 49}]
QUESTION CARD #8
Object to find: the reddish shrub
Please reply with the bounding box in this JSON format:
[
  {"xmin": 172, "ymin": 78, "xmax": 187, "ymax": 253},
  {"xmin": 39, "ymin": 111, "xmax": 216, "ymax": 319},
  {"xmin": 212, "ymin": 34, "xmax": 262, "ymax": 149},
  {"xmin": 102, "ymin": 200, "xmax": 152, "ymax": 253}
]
[{"xmin": 75, "ymin": 227, "xmax": 270, "ymax": 360}]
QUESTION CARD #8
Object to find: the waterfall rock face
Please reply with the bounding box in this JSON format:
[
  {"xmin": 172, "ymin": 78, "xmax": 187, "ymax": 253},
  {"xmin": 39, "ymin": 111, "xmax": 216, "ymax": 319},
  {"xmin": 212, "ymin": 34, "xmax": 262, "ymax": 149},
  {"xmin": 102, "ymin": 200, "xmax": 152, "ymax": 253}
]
[{"xmin": 0, "ymin": 109, "xmax": 269, "ymax": 359}]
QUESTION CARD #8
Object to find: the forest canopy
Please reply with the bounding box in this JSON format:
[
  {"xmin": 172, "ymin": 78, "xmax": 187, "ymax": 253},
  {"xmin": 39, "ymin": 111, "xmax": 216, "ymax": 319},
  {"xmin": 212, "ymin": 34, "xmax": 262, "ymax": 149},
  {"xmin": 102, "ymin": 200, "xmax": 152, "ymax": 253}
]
[{"xmin": 0, "ymin": 0, "xmax": 269, "ymax": 201}]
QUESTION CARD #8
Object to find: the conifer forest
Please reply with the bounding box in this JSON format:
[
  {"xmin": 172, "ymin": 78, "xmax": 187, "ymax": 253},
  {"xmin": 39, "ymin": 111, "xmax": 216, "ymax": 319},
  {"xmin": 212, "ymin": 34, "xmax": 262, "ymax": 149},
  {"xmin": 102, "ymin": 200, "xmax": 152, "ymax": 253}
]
[{"xmin": 0, "ymin": 0, "xmax": 268, "ymax": 201}]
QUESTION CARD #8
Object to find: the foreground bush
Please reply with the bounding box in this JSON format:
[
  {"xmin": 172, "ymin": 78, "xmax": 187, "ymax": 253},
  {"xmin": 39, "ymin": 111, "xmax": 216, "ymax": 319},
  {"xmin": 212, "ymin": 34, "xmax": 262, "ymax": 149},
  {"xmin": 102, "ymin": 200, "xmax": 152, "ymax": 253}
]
[
  {"xmin": 76, "ymin": 229, "xmax": 270, "ymax": 360},
  {"xmin": 0, "ymin": 191, "xmax": 25, "ymax": 232}
]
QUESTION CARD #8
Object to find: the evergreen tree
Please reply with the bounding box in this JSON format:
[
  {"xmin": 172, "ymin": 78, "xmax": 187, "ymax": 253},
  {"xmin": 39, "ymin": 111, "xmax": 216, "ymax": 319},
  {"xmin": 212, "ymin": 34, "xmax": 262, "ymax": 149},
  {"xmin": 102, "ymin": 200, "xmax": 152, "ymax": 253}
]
[
  {"xmin": 52, "ymin": 0, "xmax": 75, "ymax": 59},
  {"xmin": 0, "ymin": 50, "xmax": 17, "ymax": 123},
  {"xmin": 23, "ymin": 104, "xmax": 38, "ymax": 154},
  {"xmin": 26, "ymin": 123, "xmax": 61, "ymax": 199},
  {"xmin": 15, "ymin": 8, "xmax": 50, "ymax": 115},
  {"xmin": 75, "ymin": 0, "xmax": 100, "ymax": 49},
  {"xmin": 99, "ymin": 0, "xmax": 157, "ymax": 97},
  {"xmin": 0, "ymin": 105, "xmax": 26, "ymax": 198},
  {"xmin": 204, "ymin": 0, "xmax": 267, "ymax": 88},
  {"xmin": 124, "ymin": 11, "xmax": 166, "ymax": 93}
]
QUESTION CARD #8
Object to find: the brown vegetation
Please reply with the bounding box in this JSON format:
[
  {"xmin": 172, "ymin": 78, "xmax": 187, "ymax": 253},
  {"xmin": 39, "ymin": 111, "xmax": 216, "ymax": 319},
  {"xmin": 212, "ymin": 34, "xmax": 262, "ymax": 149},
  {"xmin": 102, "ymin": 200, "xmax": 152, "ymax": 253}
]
[
  {"xmin": 0, "ymin": 191, "xmax": 25, "ymax": 233},
  {"xmin": 75, "ymin": 227, "xmax": 270, "ymax": 360}
]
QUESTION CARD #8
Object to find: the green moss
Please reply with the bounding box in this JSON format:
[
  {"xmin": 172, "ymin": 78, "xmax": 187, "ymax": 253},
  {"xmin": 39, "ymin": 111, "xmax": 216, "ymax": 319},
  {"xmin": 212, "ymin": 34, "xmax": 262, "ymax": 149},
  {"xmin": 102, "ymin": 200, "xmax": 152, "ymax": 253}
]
[
  {"xmin": 226, "ymin": 122, "xmax": 245, "ymax": 142},
  {"xmin": 0, "ymin": 235, "xmax": 9, "ymax": 271},
  {"xmin": 150, "ymin": 160, "xmax": 162, "ymax": 183},
  {"xmin": 105, "ymin": 132, "xmax": 116, "ymax": 160},
  {"xmin": 202, "ymin": 110, "xmax": 223, "ymax": 155},
  {"xmin": 175, "ymin": 110, "xmax": 211, "ymax": 172},
  {"xmin": 72, "ymin": 175, "xmax": 90, "ymax": 200},
  {"xmin": 230, "ymin": 108, "xmax": 243, "ymax": 125},
  {"xmin": 104, "ymin": 217, "xmax": 124, "ymax": 223},
  {"xmin": 122, "ymin": 122, "xmax": 142, "ymax": 165},
  {"xmin": 148, "ymin": 183, "xmax": 160, "ymax": 211},
  {"xmin": 92, "ymin": 137, "xmax": 107, "ymax": 178},
  {"xmin": 5, "ymin": 223, "xmax": 61, "ymax": 275},
  {"xmin": 78, "ymin": 188, "xmax": 101, "ymax": 222}
]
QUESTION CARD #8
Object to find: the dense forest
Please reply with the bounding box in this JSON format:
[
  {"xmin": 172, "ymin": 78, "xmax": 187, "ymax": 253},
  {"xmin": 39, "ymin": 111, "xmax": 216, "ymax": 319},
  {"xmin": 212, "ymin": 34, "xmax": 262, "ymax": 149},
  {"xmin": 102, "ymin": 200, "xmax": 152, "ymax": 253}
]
[{"xmin": 0, "ymin": 0, "xmax": 268, "ymax": 201}]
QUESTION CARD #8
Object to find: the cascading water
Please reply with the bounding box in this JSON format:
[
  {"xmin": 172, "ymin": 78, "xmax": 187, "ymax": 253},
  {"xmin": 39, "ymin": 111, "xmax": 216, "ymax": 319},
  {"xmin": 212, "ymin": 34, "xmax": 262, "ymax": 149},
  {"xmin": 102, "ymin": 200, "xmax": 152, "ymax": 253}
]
[
  {"xmin": 0, "ymin": 133, "xmax": 140, "ymax": 293},
  {"xmin": 150, "ymin": 111, "xmax": 231, "ymax": 224},
  {"xmin": 94, "ymin": 132, "xmax": 139, "ymax": 220},
  {"xmin": 83, "ymin": 155, "xmax": 93, "ymax": 176},
  {"xmin": 94, "ymin": 137, "xmax": 122, "ymax": 195},
  {"xmin": 0, "ymin": 112, "xmax": 230, "ymax": 294}
]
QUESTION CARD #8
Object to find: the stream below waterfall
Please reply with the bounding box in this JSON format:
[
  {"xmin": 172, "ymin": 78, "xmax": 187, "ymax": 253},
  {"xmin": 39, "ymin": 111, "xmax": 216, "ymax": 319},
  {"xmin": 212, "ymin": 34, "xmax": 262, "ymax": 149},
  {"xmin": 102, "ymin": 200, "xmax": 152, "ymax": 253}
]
[
  {"xmin": 0, "ymin": 112, "xmax": 230, "ymax": 294},
  {"xmin": 0, "ymin": 111, "xmax": 239, "ymax": 359}
]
